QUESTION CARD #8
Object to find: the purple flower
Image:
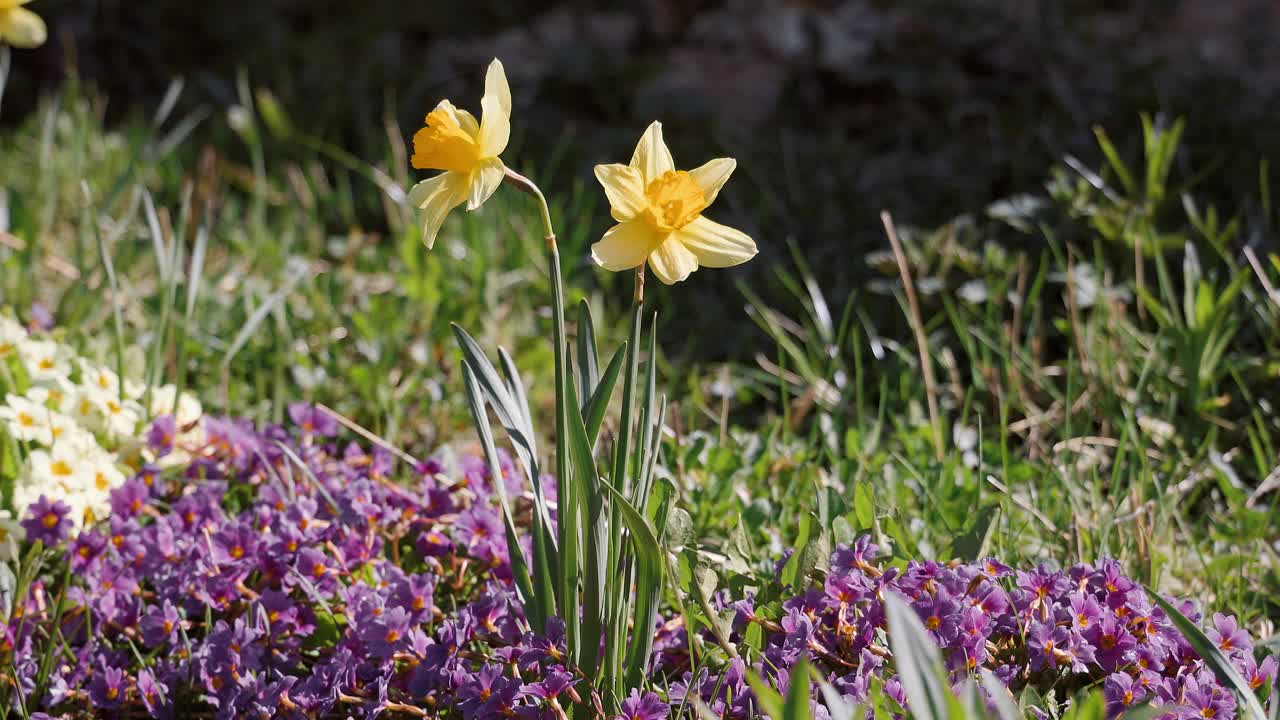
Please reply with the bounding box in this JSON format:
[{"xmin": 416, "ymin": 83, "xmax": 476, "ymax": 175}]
[
  {"xmin": 520, "ymin": 667, "xmax": 578, "ymax": 703},
  {"xmin": 136, "ymin": 669, "xmax": 169, "ymax": 717},
  {"xmin": 67, "ymin": 529, "xmax": 107, "ymax": 571},
  {"xmin": 1067, "ymin": 593, "xmax": 1104, "ymax": 631},
  {"xmin": 87, "ymin": 665, "xmax": 126, "ymax": 708},
  {"xmin": 914, "ymin": 591, "xmax": 961, "ymax": 644},
  {"xmin": 147, "ymin": 414, "xmax": 177, "ymax": 455},
  {"xmin": 1205, "ymin": 612, "xmax": 1252, "ymax": 656},
  {"xmin": 288, "ymin": 403, "xmax": 339, "ymax": 437},
  {"xmin": 109, "ymin": 479, "xmax": 151, "ymax": 519},
  {"xmin": 1179, "ymin": 674, "xmax": 1235, "ymax": 720},
  {"xmin": 1028, "ymin": 622, "xmax": 1068, "ymax": 670},
  {"xmin": 617, "ymin": 689, "xmax": 668, "ymax": 720},
  {"xmin": 21, "ymin": 496, "xmax": 72, "ymax": 546},
  {"xmin": 1242, "ymin": 655, "xmax": 1278, "ymax": 692},
  {"xmin": 1104, "ymin": 672, "xmax": 1145, "ymax": 715},
  {"xmin": 140, "ymin": 601, "xmax": 183, "ymax": 647},
  {"xmin": 361, "ymin": 606, "xmax": 411, "ymax": 659}
]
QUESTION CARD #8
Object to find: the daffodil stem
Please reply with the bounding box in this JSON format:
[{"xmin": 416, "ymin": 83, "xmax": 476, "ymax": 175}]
[
  {"xmin": 633, "ymin": 263, "xmax": 645, "ymax": 305},
  {"xmin": 504, "ymin": 166, "xmax": 571, "ymax": 657},
  {"xmin": 503, "ymin": 168, "xmax": 556, "ymax": 250}
]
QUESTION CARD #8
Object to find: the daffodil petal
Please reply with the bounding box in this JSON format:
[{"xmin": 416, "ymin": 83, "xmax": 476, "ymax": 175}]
[
  {"xmin": 0, "ymin": 6, "xmax": 46, "ymax": 48},
  {"xmin": 672, "ymin": 216, "xmax": 757, "ymax": 268},
  {"xmin": 466, "ymin": 158, "xmax": 505, "ymax": 211},
  {"xmin": 594, "ymin": 163, "xmax": 647, "ymax": 222},
  {"xmin": 454, "ymin": 109, "xmax": 480, "ymax": 139},
  {"xmin": 407, "ymin": 172, "xmax": 468, "ymax": 249},
  {"xmin": 591, "ymin": 221, "xmax": 663, "ymax": 272},
  {"xmin": 629, "ymin": 121, "xmax": 674, "ymax": 185},
  {"xmin": 649, "ymin": 235, "xmax": 699, "ymax": 284},
  {"xmin": 432, "ymin": 100, "xmax": 478, "ymax": 138},
  {"xmin": 478, "ymin": 60, "xmax": 511, "ymax": 157},
  {"xmin": 484, "ymin": 59, "xmax": 511, "ymax": 118},
  {"xmin": 688, "ymin": 158, "xmax": 736, "ymax": 208}
]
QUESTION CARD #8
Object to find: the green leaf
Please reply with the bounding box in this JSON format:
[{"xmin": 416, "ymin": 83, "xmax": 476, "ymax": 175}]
[
  {"xmin": 782, "ymin": 660, "xmax": 813, "ymax": 720},
  {"xmin": 1145, "ymin": 587, "xmax": 1268, "ymax": 720},
  {"xmin": 600, "ymin": 477, "xmax": 664, "ymax": 691},
  {"xmin": 584, "ymin": 342, "xmax": 626, "ymax": 447},
  {"xmin": 744, "ymin": 669, "xmax": 786, "ymax": 720},
  {"xmin": 576, "ymin": 300, "xmax": 600, "ymax": 411},
  {"xmin": 885, "ymin": 592, "xmax": 951, "ymax": 720},
  {"xmin": 1092, "ymin": 125, "xmax": 1137, "ymax": 196}
]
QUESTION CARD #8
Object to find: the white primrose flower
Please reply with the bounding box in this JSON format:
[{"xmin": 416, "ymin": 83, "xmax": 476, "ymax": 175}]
[
  {"xmin": 0, "ymin": 394, "xmax": 80, "ymax": 445},
  {"xmin": 17, "ymin": 338, "xmax": 73, "ymax": 383},
  {"xmin": 0, "ymin": 314, "xmax": 27, "ymax": 360},
  {"xmin": 148, "ymin": 384, "xmax": 204, "ymax": 428}
]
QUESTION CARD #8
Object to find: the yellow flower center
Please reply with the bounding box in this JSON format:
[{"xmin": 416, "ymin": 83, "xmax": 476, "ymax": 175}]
[
  {"xmin": 17, "ymin": 412, "xmax": 35, "ymax": 427},
  {"xmin": 95, "ymin": 472, "xmax": 110, "ymax": 491},
  {"xmin": 411, "ymin": 108, "xmax": 480, "ymax": 172},
  {"xmin": 51, "ymin": 460, "xmax": 74, "ymax": 477},
  {"xmin": 42, "ymin": 512, "xmax": 60, "ymax": 528},
  {"xmin": 643, "ymin": 170, "xmax": 706, "ymax": 232},
  {"xmin": 38, "ymin": 358, "xmax": 55, "ymax": 371}
]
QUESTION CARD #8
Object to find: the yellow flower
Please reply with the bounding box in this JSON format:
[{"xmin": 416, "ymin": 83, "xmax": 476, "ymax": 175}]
[
  {"xmin": 407, "ymin": 59, "xmax": 511, "ymax": 249},
  {"xmin": 0, "ymin": 0, "xmax": 46, "ymax": 49},
  {"xmin": 592, "ymin": 121, "xmax": 756, "ymax": 284}
]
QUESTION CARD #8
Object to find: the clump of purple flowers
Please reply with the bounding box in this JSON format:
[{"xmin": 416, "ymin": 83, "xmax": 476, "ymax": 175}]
[
  {"xmin": 4, "ymin": 407, "xmax": 581, "ymax": 719},
  {"xmin": 657, "ymin": 538, "xmax": 1277, "ymax": 719}
]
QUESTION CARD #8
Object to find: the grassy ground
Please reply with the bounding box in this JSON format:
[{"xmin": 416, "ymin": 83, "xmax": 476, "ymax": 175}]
[{"xmin": 2, "ymin": 77, "xmax": 1278, "ymax": 661}]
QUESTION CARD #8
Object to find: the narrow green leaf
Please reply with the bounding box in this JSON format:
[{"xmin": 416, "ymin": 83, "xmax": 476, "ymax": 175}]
[
  {"xmin": 584, "ymin": 342, "xmax": 626, "ymax": 447},
  {"xmin": 577, "ymin": 300, "xmax": 600, "ymax": 410},
  {"xmin": 1145, "ymin": 587, "xmax": 1268, "ymax": 720},
  {"xmin": 600, "ymin": 477, "xmax": 663, "ymax": 691},
  {"xmin": 782, "ymin": 660, "xmax": 813, "ymax": 720},
  {"xmin": 461, "ymin": 364, "xmax": 539, "ymax": 624},
  {"xmin": 744, "ymin": 669, "xmax": 786, "ymax": 720},
  {"xmin": 885, "ymin": 592, "xmax": 951, "ymax": 720}
]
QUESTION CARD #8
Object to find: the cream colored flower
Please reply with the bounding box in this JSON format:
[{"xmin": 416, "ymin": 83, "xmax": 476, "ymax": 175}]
[
  {"xmin": 0, "ymin": 0, "xmax": 46, "ymax": 49},
  {"xmin": 148, "ymin": 384, "xmax": 204, "ymax": 428},
  {"xmin": 0, "ymin": 393, "xmax": 78, "ymax": 445},
  {"xmin": 407, "ymin": 59, "xmax": 511, "ymax": 249},
  {"xmin": 0, "ymin": 314, "xmax": 26, "ymax": 359},
  {"xmin": 591, "ymin": 121, "xmax": 757, "ymax": 284},
  {"xmin": 73, "ymin": 385, "xmax": 143, "ymax": 440},
  {"xmin": 17, "ymin": 338, "xmax": 72, "ymax": 383}
]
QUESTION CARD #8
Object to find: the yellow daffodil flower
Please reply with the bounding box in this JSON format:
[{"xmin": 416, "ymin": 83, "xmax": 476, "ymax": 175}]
[
  {"xmin": 592, "ymin": 121, "xmax": 756, "ymax": 284},
  {"xmin": 407, "ymin": 59, "xmax": 511, "ymax": 249},
  {"xmin": 0, "ymin": 0, "xmax": 46, "ymax": 48}
]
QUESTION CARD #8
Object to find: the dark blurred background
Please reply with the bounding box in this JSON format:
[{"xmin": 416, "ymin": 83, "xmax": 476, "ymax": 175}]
[{"xmin": 7, "ymin": 0, "xmax": 1280, "ymax": 360}]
